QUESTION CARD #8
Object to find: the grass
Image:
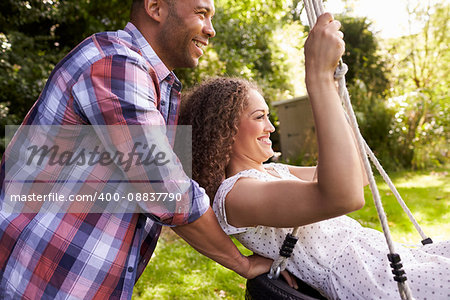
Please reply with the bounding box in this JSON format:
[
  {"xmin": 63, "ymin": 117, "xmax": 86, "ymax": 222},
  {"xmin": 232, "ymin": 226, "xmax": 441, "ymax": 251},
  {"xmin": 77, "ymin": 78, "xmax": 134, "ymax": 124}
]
[
  {"xmin": 132, "ymin": 167, "xmax": 449, "ymax": 300},
  {"xmin": 348, "ymin": 167, "xmax": 449, "ymax": 244},
  {"xmin": 132, "ymin": 230, "xmax": 251, "ymax": 300}
]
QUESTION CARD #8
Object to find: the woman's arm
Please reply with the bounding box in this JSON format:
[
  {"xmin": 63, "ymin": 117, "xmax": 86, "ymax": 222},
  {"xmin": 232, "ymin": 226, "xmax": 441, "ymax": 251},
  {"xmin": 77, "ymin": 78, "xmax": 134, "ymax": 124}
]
[
  {"xmin": 225, "ymin": 13, "xmax": 365, "ymax": 228},
  {"xmin": 287, "ymin": 119, "xmax": 369, "ymax": 186},
  {"xmin": 287, "ymin": 166, "xmax": 317, "ymax": 181},
  {"xmin": 225, "ymin": 176, "xmax": 363, "ymax": 228}
]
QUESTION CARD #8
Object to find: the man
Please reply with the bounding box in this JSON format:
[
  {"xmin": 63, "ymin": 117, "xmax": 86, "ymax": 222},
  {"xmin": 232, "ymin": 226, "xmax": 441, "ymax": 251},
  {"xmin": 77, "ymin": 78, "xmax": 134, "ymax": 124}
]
[{"xmin": 0, "ymin": 0, "xmax": 271, "ymax": 298}]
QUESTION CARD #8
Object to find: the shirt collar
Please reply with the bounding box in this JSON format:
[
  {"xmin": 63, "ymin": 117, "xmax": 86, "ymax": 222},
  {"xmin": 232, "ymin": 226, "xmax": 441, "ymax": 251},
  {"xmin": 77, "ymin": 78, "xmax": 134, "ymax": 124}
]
[{"xmin": 124, "ymin": 22, "xmax": 181, "ymax": 88}]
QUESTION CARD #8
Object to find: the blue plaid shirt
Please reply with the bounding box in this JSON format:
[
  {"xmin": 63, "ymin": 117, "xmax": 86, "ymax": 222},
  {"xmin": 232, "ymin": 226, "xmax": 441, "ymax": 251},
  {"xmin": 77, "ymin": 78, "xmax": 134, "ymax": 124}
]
[{"xmin": 0, "ymin": 22, "xmax": 209, "ymax": 299}]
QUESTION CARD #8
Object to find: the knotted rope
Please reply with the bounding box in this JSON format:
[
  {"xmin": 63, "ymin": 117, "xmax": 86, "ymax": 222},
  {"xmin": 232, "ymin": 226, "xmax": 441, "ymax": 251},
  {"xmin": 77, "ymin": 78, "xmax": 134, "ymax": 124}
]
[{"xmin": 269, "ymin": 1, "xmax": 433, "ymax": 299}]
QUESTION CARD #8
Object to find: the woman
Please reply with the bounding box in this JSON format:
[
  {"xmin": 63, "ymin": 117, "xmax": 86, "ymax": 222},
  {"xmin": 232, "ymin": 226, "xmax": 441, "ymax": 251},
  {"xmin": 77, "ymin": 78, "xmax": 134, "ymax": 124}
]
[{"xmin": 179, "ymin": 13, "xmax": 449, "ymax": 300}]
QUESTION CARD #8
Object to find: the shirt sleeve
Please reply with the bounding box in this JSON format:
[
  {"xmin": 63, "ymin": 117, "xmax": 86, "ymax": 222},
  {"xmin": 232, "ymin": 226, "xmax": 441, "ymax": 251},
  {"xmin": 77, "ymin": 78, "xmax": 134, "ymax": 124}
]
[{"xmin": 71, "ymin": 54, "xmax": 209, "ymax": 226}]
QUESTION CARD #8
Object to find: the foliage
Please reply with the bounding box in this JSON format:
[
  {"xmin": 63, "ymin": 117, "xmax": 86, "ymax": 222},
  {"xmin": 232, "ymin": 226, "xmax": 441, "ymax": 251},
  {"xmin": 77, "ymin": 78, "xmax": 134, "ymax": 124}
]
[
  {"xmin": 0, "ymin": 0, "xmax": 132, "ymax": 119},
  {"xmin": 338, "ymin": 15, "xmax": 390, "ymax": 97},
  {"xmin": 384, "ymin": 1, "xmax": 449, "ymax": 169},
  {"xmin": 0, "ymin": 0, "xmax": 129, "ymax": 155},
  {"xmin": 322, "ymin": 15, "xmax": 397, "ymax": 169},
  {"xmin": 175, "ymin": 0, "xmax": 296, "ymax": 104},
  {"xmin": 332, "ymin": 3, "xmax": 448, "ymax": 170},
  {"xmin": 347, "ymin": 83, "xmax": 400, "ymax": 170}
]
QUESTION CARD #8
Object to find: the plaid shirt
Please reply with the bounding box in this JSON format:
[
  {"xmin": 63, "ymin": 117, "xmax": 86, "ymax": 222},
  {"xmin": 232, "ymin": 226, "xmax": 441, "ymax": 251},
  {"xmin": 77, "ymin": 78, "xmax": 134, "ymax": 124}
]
[{"xmin": 0, "ymin": 22, "xmax": 209, "ymax": 299}]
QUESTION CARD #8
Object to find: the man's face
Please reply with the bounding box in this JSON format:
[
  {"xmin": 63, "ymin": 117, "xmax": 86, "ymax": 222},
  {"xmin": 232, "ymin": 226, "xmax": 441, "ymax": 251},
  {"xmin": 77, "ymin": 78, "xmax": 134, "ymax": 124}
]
[{"xmin": 158, "ymin": 0, "xmax": 216, "ymax": 70}]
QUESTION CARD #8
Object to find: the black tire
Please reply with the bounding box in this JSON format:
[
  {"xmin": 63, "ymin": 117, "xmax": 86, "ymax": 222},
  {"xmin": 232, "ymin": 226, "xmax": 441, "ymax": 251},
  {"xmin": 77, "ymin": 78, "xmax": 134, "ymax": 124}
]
[{"xmin": 245, "ymin": 273, "xmax": 327, "ymax": 300}]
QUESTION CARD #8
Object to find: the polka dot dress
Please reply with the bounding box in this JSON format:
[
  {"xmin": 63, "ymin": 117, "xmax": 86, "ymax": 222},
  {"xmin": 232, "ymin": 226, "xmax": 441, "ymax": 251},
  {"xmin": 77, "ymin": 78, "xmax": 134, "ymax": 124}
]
[{"xmin": 212, "ymin": 163, "xmax": 450, "ymax": 300}]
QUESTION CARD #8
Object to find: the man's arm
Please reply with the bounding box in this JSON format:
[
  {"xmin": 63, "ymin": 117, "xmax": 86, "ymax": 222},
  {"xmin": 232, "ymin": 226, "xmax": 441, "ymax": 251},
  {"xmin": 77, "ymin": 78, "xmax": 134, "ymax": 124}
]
[
  {"xmin": 73, "ymin": 55, "xmax": 271, "ymax": 278},
  {"xmin": 172, "ymin": 208, "xmax": 272, "ymax": 279}
]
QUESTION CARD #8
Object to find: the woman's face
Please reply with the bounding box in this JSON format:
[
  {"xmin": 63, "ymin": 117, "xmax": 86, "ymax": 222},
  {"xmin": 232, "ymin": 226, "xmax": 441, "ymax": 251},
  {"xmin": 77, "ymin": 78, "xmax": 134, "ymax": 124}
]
[{"xmin": 231, "ymin": 88, "xmax": 275, "ymax": 163}]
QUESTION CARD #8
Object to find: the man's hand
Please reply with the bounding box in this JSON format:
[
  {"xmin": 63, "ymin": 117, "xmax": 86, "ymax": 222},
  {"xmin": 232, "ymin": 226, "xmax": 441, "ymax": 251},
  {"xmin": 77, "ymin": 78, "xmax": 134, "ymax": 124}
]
[
  {"xmin": 233, "ymin": 254, "xmax": 272, "ymax": 279},
  {"xmin": 281, "ymin": 270, "xmax": 299, "ymax": 289},
  {"xmin": 237, "ymin": 256, "xmax": 298, "ymax": 288}
]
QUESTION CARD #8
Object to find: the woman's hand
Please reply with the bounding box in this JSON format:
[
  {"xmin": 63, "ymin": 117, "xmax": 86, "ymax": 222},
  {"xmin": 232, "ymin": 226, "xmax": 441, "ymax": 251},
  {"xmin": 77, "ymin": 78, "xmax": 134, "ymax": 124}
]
[{"xmin": 304, "ymin": 13, "xmax": 345, "ymax": 81}]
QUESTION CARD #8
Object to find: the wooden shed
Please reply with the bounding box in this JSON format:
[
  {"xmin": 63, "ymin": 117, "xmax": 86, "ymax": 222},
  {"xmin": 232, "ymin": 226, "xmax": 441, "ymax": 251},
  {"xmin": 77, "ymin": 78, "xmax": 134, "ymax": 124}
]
[{"xmin": 272, "ymin": 96, "xmax": 317, "ymax": 163}]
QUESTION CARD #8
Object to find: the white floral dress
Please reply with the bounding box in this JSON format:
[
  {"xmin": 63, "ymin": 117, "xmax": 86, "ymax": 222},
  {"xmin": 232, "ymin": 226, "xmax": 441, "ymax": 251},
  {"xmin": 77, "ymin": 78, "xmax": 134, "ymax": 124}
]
[{"xmin": 212, "ymin": 163, "xmax": 450, "ymax": 299}]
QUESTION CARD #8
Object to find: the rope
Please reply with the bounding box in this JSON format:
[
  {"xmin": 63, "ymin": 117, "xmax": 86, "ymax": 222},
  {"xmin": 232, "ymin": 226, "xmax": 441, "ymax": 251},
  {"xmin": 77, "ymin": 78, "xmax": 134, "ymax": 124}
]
[
  {"xmin": 267, "ymin": 1, "xmax": 435, "ymax": 299},
  {"xmin": 336, "ymin": 61, "xmax": 414, "ymax": 300},
  {"xmin": 363, "ymin": 139, "xmax": 431, "ymax": 243},
  {"xmin": 340, "ymin": 110, "xmax": 431, "ymax": 244}
]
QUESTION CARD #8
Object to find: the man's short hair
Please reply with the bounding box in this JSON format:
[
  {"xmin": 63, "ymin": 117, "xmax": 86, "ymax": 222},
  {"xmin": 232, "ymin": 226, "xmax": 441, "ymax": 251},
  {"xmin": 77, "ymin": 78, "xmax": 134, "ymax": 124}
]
[{"xmin": 130, "ymin": 0, "xmax": 144, "ymax": 20}]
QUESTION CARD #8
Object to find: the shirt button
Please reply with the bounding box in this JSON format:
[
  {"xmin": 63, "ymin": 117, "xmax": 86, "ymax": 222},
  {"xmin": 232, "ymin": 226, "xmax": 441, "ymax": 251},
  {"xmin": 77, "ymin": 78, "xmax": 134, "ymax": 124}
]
[{"xmin": 128, "ymin": 267, "xmax": 134, "ymax": 272}]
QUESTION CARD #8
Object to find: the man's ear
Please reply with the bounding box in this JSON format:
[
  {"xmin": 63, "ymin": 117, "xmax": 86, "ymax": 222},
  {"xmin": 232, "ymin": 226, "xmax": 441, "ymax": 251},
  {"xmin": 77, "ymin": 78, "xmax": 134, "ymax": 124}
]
[{"xmin": 144, "ymin": 0, "xmax": 166, "ymax": 22}]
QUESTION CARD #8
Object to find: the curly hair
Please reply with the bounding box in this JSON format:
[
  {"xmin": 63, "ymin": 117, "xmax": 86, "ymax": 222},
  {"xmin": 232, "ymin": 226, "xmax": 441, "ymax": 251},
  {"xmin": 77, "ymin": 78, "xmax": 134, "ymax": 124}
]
[{"xmin": 178, "ymin": 77, "xmax": 257, "ymax": 203}]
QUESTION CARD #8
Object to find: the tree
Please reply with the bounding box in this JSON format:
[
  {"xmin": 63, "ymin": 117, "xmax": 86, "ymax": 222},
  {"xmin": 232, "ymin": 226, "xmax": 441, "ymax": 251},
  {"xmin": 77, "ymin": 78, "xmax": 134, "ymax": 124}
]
[
  {"xmin": 333, "ymin": 15, "xmax": 397, "ymax": 169},
  {"xmin": 0, "ymin": 0, "xmax": 131, "ymax": 119},
  {"xmin": 338, "ymin": 15, "xmax": 390, "ymax": 97},
  {"xmin": 175, "ymin": 0, "xmax": 296, "ymax": 104},
  {"xmin": 385, "ymin": 1, "xmax": 449, "ymax": 168},
  {"xmin": 0, "ymin": 0, "xmax": 133, "ymax": 154}
]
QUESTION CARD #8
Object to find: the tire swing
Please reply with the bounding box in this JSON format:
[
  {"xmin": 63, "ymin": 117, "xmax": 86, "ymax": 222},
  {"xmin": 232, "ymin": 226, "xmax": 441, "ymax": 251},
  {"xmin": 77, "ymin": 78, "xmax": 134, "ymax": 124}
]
[
  {"xmin": 245, "ymin": 0, "xmax": 433, "ymax": 299},
  {"xmin": 245, "ymin": 233, "xmax": 327, "ymax": 300}
]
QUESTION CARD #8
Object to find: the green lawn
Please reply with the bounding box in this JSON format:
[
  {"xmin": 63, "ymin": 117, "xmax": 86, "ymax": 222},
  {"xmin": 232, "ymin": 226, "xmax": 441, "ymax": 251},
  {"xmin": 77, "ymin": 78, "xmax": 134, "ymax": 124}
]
[
  {"xmin": 132, "ymin": 167, "xmax": 449, "ymax": 300},
  {"xmin": 349, "ymin": 168, "xmax": 449, "ymax": 244}
]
